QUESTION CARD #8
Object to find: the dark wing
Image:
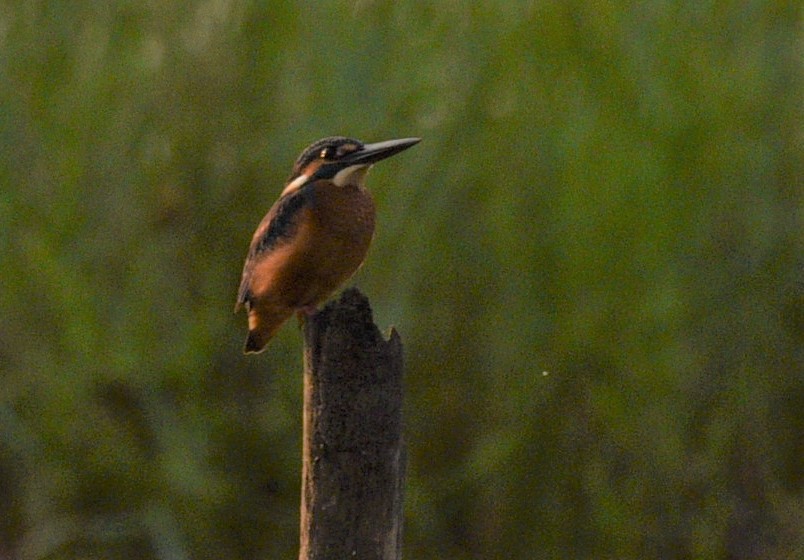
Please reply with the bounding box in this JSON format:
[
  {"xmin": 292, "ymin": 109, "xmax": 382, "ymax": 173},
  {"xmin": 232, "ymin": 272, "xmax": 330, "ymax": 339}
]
[{"xmin": 235, "ymin": 184, "xmax": 315, "ymax": 311}]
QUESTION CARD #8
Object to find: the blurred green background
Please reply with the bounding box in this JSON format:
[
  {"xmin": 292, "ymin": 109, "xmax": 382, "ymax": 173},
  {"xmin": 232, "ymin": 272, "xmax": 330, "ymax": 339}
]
[{"xmin": 1, "ymin": 1, "xmax": 801, "ymax": 559}]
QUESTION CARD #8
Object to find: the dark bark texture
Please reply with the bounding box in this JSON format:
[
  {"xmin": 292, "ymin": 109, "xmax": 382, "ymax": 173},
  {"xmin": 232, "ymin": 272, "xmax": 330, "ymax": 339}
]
[{"xmin": 299, "ymin": 288, "xmax": 405, "ymax": 560}]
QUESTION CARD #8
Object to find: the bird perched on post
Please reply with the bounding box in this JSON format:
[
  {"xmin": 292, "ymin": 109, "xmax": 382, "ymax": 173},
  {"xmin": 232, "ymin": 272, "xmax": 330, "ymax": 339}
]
[{"xmin": 235, "ymin": 136, "xmax": 420, "ymax": 353}]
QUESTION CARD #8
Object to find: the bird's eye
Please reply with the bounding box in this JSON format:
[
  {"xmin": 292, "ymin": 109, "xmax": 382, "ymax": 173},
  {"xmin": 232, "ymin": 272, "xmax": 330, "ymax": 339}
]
[{"xmin": 320, "ymin": 147, "xmax": 334, "ymax": 159}]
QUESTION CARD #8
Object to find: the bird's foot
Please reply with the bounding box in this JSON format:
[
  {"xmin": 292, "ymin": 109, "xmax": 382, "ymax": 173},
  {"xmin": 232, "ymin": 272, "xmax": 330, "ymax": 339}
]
[
  {"xmin": 295, "ymin": 304, "xmax": 318, "ymax": 329},
  {"xmin": 298, "ymin": 304, "xmax": 318, "ymax": 317}
]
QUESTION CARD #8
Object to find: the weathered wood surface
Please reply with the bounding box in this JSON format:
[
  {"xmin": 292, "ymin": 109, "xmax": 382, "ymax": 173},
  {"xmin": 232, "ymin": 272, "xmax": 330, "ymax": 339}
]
[{"xmin": 299, "ymin": 288, "xmax": 405, "ymax": 560}]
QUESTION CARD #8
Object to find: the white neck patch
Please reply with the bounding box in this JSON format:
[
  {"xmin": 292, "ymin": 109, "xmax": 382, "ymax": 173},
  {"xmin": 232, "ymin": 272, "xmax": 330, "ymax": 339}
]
[
  {"xmin": 281, "ymin": 173, "xmax": 310, "ymax": 197},
  {"xmin": 333, "ymin": 164, "xmax": 371, "ymax": 187}
]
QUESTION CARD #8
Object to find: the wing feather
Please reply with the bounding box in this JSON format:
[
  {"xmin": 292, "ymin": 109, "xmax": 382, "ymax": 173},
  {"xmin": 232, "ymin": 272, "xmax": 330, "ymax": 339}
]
[{"xmin": 235, "ymin": 184, "xmax": 315, "ymax": 311}]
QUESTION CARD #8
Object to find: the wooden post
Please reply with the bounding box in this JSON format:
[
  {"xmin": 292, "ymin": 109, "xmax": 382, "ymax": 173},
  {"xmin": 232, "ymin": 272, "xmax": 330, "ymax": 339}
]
[{"xmin": 299, "ymin": 288, "xmax": 405, "ymax": 560}]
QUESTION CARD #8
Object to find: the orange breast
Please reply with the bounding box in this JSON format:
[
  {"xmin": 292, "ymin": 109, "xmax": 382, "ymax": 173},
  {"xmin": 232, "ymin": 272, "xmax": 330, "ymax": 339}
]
[{"xmin": 250, "ymin": 183, "xmax": 376, "ymax": 311}]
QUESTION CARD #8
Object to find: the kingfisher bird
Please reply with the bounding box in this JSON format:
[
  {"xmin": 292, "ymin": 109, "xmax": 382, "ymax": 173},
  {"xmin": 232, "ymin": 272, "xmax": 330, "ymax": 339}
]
[{"xmin": 235, "ymin": 135, "xmax": 420, "ymax": 353}]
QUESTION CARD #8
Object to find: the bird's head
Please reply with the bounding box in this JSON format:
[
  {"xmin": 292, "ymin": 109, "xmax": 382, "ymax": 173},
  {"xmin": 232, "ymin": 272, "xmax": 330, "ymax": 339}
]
[{"xmin": 281, "ymin": 136, "xmax": 420, "ymax": 196}]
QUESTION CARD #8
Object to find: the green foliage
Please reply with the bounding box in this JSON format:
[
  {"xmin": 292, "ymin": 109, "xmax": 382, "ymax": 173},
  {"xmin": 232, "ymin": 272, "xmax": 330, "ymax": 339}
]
[{"xmin": 1, "ymin": 1, "xmax": 800, "ymax": 558}]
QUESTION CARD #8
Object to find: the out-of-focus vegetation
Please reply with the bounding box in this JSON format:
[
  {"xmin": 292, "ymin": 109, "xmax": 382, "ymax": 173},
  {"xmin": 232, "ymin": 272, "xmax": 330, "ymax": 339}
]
[{"xmin": 1, "ymin": 1, "xmax": 801, "ymax": 559}]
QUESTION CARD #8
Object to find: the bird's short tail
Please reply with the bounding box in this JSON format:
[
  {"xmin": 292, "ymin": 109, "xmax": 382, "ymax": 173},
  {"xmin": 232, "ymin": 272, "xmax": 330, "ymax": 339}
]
[
  {"xmin": 244, "ymin": 329, "xmax": 270, "ymax": 354},
  {"xmin": 243, "ymin": 307, "xmax": 294, "ymax": 354}
]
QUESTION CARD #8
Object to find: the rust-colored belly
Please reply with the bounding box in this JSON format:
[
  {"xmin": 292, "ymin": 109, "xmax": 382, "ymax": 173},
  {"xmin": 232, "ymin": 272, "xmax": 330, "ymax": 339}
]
[
  {"xmin": 251, "ymin": 183, "xmax": 376, "ymax": 311},
  {"xmin": 294, "ymin": 184, "xmax": 376, "ymax": 306}
]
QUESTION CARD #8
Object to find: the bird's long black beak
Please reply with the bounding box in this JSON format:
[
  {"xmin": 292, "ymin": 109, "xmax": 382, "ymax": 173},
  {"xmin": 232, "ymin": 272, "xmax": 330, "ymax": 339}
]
[{"xmin": 344, "ymin": 137, "xmax": 421, "ymax": 165}]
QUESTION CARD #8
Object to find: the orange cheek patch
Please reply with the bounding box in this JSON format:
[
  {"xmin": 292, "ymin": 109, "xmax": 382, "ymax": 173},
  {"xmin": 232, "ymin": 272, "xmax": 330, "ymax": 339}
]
[
  {"xmin": 303, "ymin": 160, "xmax": 323, "ymax": 177},
  {"xmin": 337, "ymin": 143, "xmax": 360, "ymax": 157},
  {"xmin": 281, "ymin": 161, "xmax": 324, "ymax": 196}
]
